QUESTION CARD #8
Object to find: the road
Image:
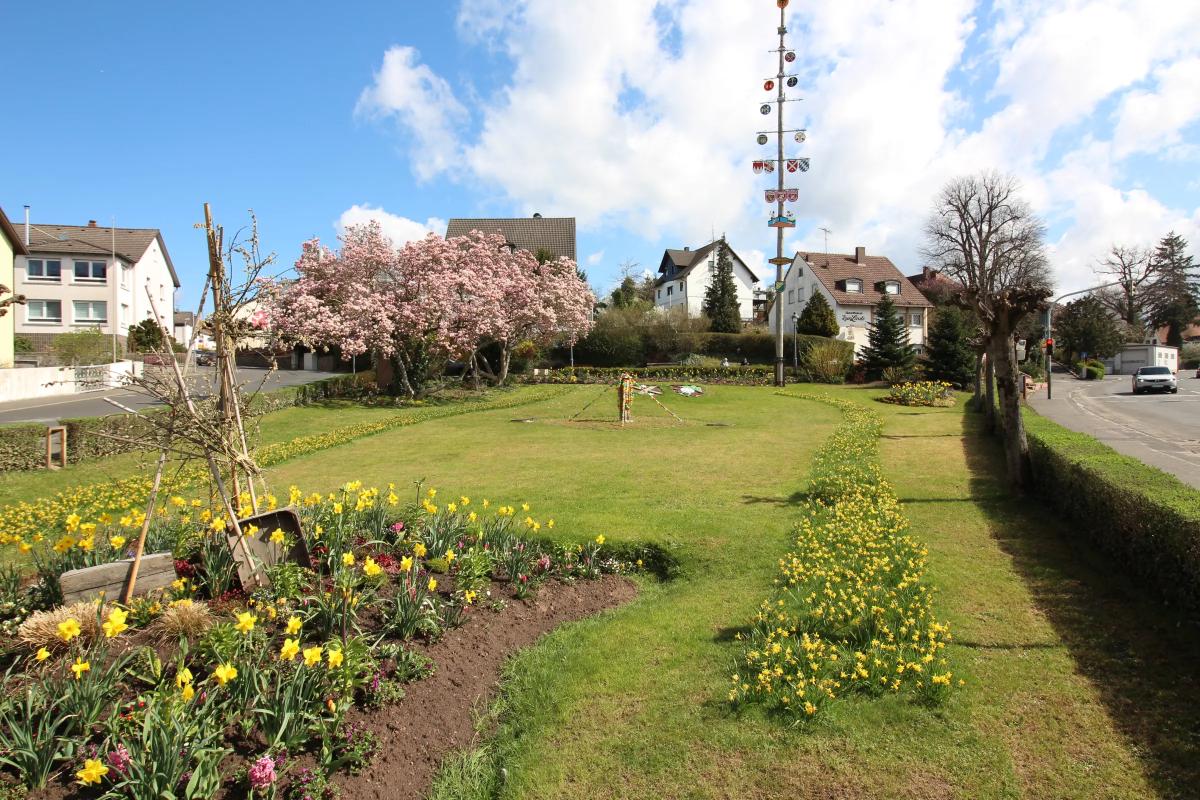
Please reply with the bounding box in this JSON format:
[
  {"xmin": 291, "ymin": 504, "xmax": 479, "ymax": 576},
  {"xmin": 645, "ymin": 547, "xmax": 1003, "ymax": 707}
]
[
  {"xmin": 1026, "ymin": 372, "xmax": 1200, "ymax": 489},
  {"xmin": 0, "ymin": 368, "xmax": 343, "ymax": 425}
]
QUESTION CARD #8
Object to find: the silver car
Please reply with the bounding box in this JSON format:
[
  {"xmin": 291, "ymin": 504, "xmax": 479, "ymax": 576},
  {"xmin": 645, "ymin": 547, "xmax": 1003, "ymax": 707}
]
[{"xmin": 1132, "ymin": 365, "xmax": 1178, "ymax": 394}]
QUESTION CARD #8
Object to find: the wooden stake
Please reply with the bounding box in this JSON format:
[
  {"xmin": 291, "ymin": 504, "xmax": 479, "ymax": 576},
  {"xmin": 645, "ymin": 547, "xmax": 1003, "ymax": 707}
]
[{"xmin": 121, "ymin": 444, "xmax": 168, "ymax": 604}]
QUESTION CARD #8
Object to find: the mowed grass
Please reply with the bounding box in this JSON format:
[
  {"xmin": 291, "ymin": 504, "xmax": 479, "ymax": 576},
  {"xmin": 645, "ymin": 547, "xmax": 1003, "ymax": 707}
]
[{"xmin": 259, "ymin": 385, "xmax": 1196, "ymax": 799}]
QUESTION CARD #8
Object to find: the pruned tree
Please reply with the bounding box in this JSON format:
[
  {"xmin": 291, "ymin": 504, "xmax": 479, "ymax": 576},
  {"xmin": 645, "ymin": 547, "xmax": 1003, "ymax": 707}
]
[
  {"xmin": 922, "ymin": 171, "xmax": 1053, "ymax": 490},
  {"xmin": 702, "ymin": 240, "xmax": 742, "ymax": 333},
  {"xmin": 796, "ymin": 292, "xmax": 839, "ymax": 337}
]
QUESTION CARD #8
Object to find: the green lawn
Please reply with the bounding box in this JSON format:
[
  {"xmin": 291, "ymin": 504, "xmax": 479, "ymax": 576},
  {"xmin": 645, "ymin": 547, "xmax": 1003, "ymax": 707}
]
[{"xmin": 255, "ymin": 385, "xmax": 1196, "ymax": 799}]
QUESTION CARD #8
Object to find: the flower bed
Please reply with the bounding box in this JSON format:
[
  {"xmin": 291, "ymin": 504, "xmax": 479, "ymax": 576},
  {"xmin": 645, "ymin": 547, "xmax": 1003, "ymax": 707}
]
[
  {"xmin": 528, "ymin": 365, "xmax": 775, "ymax": 385},
  {"xmin": 880, "ymin": 380, "xmax": 957, "ymax": 407},
  {"xmin": 0, "ymin": 481, "xmax": 637, "ymax": 798},
  {"xmin": 728, "ymin": 394, "xmax": 958, "ymax": 719}
]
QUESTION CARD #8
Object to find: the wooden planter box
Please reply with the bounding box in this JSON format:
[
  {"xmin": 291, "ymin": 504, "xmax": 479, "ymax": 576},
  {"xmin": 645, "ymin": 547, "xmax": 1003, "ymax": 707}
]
[
  {"xmin": 59, "ymin": 552, "xmax": 176, "ymax": 604},
  {"xmin": 226, "ymin": 507, "xmax": 311, "ymax": 590}
]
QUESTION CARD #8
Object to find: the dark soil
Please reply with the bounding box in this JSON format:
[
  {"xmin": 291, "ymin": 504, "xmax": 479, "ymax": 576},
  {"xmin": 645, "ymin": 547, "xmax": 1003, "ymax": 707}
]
[{"xmin": 338, "ymin": 574, "xmax": 636, "ymax": 799}]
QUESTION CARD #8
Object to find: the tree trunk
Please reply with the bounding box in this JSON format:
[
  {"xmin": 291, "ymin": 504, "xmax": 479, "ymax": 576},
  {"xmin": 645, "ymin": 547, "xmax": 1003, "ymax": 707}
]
[
  {"xmin": 392, "ymin": 355, "xmax": 415, "ymax": 399},
  {"xmin": 467, "ymin": 350, "xmax": 481, "ymax": 391},
  {"xmin": 497, "ymin": 344, "xmax": 512, "ymax": 386},
  {"xmin": 989, "ymin": 331, "xmax": 1031, "ymax": 491},
  {"xmin": 972, "ymin": 351, "xmax": 984, "ymax": 411},
  {"xmin": 984, "ymin": 355, "xmax": 996, "ymax": 432}
]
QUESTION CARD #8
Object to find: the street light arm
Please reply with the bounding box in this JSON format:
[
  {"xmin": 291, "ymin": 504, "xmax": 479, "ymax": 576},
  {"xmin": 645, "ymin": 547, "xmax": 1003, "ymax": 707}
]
[{"xmin": 1051, "ymin": 280, "xmax": 1125, "ymax": 307}]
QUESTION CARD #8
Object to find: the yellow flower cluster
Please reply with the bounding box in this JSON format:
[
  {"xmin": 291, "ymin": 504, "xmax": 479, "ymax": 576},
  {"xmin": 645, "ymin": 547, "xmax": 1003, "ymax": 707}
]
[
  {"xmin": 882, "ymin": 380, "xmax": 957, "ymax": 407},
  {"xmin": 733, "ymin": 394, "xmax": 958, "ymax": 718}
]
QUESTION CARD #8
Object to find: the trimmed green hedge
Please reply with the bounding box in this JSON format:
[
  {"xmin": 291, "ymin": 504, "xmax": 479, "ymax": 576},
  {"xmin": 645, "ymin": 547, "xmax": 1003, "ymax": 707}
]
[
  {"xmin": 1024, "ymin": 411, "xmax": 1200, "ymax": 610},
  {"xmin": 0, "ymin": 424, "xmax": 50, "ymax": 471},
  {"xmin": 560, "ymin": 329, "xmax": 850, "ymax": 368},
  {"xmin": 529, "ymin": 366, "xmax": 777, "ymax": 385}
]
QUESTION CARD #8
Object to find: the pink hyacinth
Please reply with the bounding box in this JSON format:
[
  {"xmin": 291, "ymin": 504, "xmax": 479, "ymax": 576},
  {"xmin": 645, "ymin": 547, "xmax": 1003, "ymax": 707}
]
[
  {"xmin": 107, "ymin": 744, "xmax": 131, "ymax": 775},
  {"xmin": 391, "ymin": 521, "xmax": 406, "ymax": 533},
  {"xmin": 248, "ymin": 755, "xmax": 277, "ymax": 790}
]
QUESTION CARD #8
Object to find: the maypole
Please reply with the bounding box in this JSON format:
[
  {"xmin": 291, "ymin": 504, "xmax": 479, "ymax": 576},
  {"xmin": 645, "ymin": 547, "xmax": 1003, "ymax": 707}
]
[{"xmin": 757, "ymin": 0, "xmax": 809, "ymax": 386}]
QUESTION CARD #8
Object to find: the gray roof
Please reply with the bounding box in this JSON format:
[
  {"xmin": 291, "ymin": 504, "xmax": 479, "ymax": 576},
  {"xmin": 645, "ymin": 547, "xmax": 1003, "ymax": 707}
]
[
  {"xmin": 21, "ymin": 223, "xmax": 180, "ymax": 287},
  {"xmin": 445, "ymin": 216, "xmax": 576, "ymax": 262},
  {"xmin": 655, "ymin": 239, "xmax": 759, "ymax": 287},
  {"xmin": 173, "ymin": 311, "xmax": 194, "ymax": 326},
  {"xmin": 0, "ymin": 206, "xmax": 27, "ymax": 255}
]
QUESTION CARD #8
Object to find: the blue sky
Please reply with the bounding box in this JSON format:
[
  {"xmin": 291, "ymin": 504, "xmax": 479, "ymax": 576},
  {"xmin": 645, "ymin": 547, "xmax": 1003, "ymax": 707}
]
[{"xmin": 4, "ymin": 1, "xmax": 1198, "ymax": 311}]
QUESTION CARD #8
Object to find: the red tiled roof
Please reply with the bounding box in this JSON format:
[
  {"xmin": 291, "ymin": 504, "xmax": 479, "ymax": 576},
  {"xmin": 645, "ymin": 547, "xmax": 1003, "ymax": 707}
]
[{"xmin": 800, "ymin": 251, "xmax": 932, "ymax": 308}]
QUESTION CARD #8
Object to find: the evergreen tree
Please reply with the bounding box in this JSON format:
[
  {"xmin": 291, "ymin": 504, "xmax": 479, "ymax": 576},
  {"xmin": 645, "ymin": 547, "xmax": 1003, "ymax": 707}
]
[
  {"xmin": 925, "ymin": 306, "xmax": 975, "ymax": 389},
  {"xmin": 609, "ymin": 276, "xmax": 640, "ymax": 309},
  {"xmin": 859, "ymin": 294, "xmax": 914, "ymax": 379},
  {"xmin": 1054, "ymin": 294, "xmax": 1123, "ymax": 363},
  {"xmin": 128, "ymin": 317, "xmax": 165, "ymax": 352},
  {"xmin": 796, "ymin": 292, "xmax": 839, "ymax": 337},
  {"xmin": 702, "ymin": 240, "xmax": 742, "ymax": 333},
  {"xmin": 1146, "ymin": 232, "xmax": 1198, "ymax": 346}
]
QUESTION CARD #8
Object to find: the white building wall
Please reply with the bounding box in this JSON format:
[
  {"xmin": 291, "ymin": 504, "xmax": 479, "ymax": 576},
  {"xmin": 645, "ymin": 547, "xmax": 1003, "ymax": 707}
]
[
  {"xmin": 14, "ymin": 252, "xmax": 125, "ymax": 337},
  {"xmin": 131, "ymin": 238, "xmax": 175, "ymax": 331},
  {"xmin": 654, "ymin": 250, "xmax": 758, "ymax": 321}
]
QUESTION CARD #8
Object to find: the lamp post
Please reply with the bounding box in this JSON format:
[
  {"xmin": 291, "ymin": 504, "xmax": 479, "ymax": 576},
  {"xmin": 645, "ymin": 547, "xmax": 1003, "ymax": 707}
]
[{"xmin": 1044, "ymin": 280, "xmax": 1124, "ymax": 400}]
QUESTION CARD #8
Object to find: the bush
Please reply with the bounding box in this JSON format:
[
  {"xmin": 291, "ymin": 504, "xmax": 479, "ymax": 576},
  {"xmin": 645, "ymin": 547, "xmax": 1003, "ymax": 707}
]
[
  {"xmin": 531, "ymin": 365, "xmax": 775, "ymax": 385},
  {"xmin": 802, "ymin": 339, "xmax": 853, "ymax": 383},
  {"xmin": 880, "ymin": 363, "xmax": 925, "ymax": 387},
  {"xmin": 1025, "ymin": 412, "xmax": 1200, "ymax": 610},
  {"xmin": 1180, "ymin": 342, "xmax": 1200, "ymax": 370},
  {"xmin": 13, "ymin": 336, "xmax": 33, "ymax": 353},
  {"xmin": 0, "ymin": 424, "xmax": 48, "ymax": 471},
  {"xmin": 51, "ymin": 328, "xmax": 114, "ymax": 366},
  {"xmin": 1075, "ymin": 359, "xmax": 1105, "ymax": 380},
  {"xmin": 880, "ymin": 380, "xmax": 956, "ymax": 407},
  {"xmin": 1019, "ymin": 361, "xmax": 1046, "ymax": 381}
]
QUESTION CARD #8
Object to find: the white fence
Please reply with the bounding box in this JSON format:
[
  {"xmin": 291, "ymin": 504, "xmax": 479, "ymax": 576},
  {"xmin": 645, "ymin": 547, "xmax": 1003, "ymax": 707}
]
[{"xmin": 0, "ymin": 361, "xmax": 143, "ymax": 404}]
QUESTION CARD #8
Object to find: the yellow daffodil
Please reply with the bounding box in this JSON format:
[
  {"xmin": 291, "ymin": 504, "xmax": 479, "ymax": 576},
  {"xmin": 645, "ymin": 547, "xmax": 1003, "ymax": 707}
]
[
  {"xmin": 333, "ymin": 502, "xmax": 344, "ymax": 515},
  {"xmin": 269, "ymin": 528, "xmax": 286, "ymax": 544},
  {"xmin": 176, "ymin": 667, "xmax": 194, "ymax": 687},
  {"xmin": 286, "ymin": 616, "xmax": 302, "ymax": 635},
  {"xmin": 428, "ymin": 578, "xmax": 438, "ymax": 592},
  {"xmin": 71, "ymin": 658, "xmax": 91, "ymax": 680},
  {"xmin": 447, "ymin": 502, "xmax": 458, "ymax": 514},
  {"xmin": 464, "ymin": 590, "xmax": 477, "ymax": 604},
  {"xmin": 482, "ymin": 499, "xmax": 490, "ymax": 508},
  {"xmin": 400, "ymin": 555, "xmax": 413, "ymax": 571},
  {"xmin": 76, "ymin": 758, "xmax": 108, "ymax": 785},
  {"xmin": 547, "ymin": 519, "xmax": 555, "ymax": 529},
  {"xmin": 413, "ymin": 543, "xmax": 426, "ymax": 558},
  {"xmin": 280, "ymin": 637, "xmax": 300, "ymax": 661},
  {"xmin": 213, "ymin": 663, "xmax": 237, "ymax": 685},
  {"xmin": 102, "ymin": 608, "xmax": 129, "ymax": 638},
  {"xmin": 182, "ymin": 683, "xmax": 195, "ymax": 701},
  {"xmin": 426, "ymin": 487, "xmax": 437, "ymax": 498},
  {"xmin": 35, "ymin": 647, "xmax": 50, "ymax": 662},
  {"xmin": 341, "ymin": 552, "xmax": 355, "ymax": 567},
  {"xmin": 468, "ymin": 511, "xmax": 477, "ymax": 523},
  {"xmin": 595, "ymin": 535, "xmax": 605, "ymax": 546},
  {"xmin": 303, "ymin": 646, "xmax": 323, "ymax": 667},
  {"xmin": 109, "ymin": 535, "xmax": 127, "ymax": 549},
  {"xmin": 57, "ymin": 618, "xmax": 81, "ymax": 642},
  {"xmin": 363, "ymin": 557, "xmax": 382, "ymax": 577},
  {"xmin": 235, "ymin": 611, "xmax": 257, "ymax": 635},
  {"xmin": 327, "ymin": 648, "xmax": 344, "ymax": 668},
  {"xmin": 445, "ymin": 550, "xmax": 455, "ymax": 563}
]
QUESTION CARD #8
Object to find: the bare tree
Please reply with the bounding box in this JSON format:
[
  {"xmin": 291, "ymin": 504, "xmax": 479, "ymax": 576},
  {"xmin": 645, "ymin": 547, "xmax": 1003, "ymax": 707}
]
[
  {"xmin": 1094, "ymin": 244, "xmax": 1154, "ymax": 338},
  {"xmin": 922, "ymin": 172, "xmax": 1053, "ymax": 490}
]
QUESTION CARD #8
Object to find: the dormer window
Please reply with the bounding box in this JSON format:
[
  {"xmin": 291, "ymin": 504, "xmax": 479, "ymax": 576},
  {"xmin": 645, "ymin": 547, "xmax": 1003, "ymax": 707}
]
[
  {"xmin": 845, "ymin": 278, "xmax": 863, "ymax": 293},
  {"xmin": 882, "ymin": 280, "xmax": 900, "ymax": 295}
]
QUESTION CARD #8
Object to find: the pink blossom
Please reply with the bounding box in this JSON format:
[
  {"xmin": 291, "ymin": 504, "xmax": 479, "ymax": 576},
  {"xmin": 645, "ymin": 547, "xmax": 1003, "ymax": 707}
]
[
  {"xmin": 107, "ymin": 744, "xmax": 131, "ymax": 775},
  {"xmin": 248, "ymin": 755, "xmax": 277, "ymax": 790}
]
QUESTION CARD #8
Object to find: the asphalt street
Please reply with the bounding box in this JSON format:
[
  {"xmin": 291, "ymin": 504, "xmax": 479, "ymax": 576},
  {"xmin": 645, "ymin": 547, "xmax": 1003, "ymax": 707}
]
[
  {"xmin": 0, "ymin": 368, "xmax": 342, "ymax": 425},
  {"xmin": 1027, "ymin": 372, "xmax": 1200, "ymax": 489}
]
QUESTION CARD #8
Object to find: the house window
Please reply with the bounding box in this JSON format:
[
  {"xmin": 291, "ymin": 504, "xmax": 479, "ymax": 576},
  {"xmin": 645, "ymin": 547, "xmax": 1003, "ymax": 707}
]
[
  {"xmin": 27, "ymin": 299, "xmax": 62, "ymax": 323},
  {"xmin": 846, "ymin": 279, "xmax": 863, "ymax": 293},
  {"xmin": 73, "ymin": 300, "xmax": 108, "ymax": 324},
  {"xmin": 73, "ymin": 260, "xmax": 107, "ymax": 282},
  {"xmin": 787, "ymin": 289, "xmax": 795, "ymax": 304},
  {"xmin": 910, "ymin": 313, "xmax": 922, "ymax": 326},
  {"xmin": 27, "ymin": 259, "xmax": 62, "ymax": 281},
  {"xmin": 667, "ymin": 286, "xmax": 674, "ymax": 296},
  {"xmin": 657, "ymin": 289, "xmax": 661, "ymax": 300},
  {"xmin": 883, "ymin": 281, "xmax": 900, "ymax": 294}
]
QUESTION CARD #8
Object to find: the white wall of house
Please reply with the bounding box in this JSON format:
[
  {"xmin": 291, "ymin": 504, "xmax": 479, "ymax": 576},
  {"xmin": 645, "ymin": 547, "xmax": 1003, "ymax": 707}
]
[
  {"xmin": 0, "ymin": 360, "xmax": 142, "ymax": 402},
  {"xmin": 769, "ymin": 257, "xmax": 928, "ymax": 355},
  {"xmin": 173, "ymin": 322, "xmax": 194, "ymax": 348},
  {"xmin": 653, "ymin": 250, "xmax": 758, "ymax": 321},
  {"xmin": 14, "ymin": 239, "xmax": 176, "ymax": 342}
]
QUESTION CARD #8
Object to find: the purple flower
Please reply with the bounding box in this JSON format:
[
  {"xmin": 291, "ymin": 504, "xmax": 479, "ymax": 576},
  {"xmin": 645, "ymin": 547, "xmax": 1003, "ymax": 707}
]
[
  {"xmin": 248, "ymin": 755, "xmax": 277, "ymax": 790},
  {"xmin": 391, "ymin": 521, "xmax": 406, "ymax": 533},
  {"xmin": 536, "ymin": 555, "xmax": 551, "ymax": 573}
]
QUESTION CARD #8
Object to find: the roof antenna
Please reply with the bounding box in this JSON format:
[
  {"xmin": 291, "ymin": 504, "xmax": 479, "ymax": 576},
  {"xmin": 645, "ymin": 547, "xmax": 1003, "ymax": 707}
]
[{"xmin": 818, "ymin": 226, "xmax": 832, "ymax": 266}]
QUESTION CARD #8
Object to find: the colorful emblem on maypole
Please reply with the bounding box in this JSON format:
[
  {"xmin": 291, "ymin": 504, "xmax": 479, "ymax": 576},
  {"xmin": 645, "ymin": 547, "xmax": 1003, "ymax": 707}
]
[{"xmin": 768, "ymin": 212, "xmax": 797, "ymax": 228}]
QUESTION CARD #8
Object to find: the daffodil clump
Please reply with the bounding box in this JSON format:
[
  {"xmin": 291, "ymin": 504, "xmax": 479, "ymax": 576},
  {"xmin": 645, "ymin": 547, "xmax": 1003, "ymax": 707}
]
[
  {"xmin": 731, "ymin": 394, "xmax": 958, "ymax": 720},
  {"xmin": 882, "ymin": 380, "xmax": 956, "ymax": 407}
]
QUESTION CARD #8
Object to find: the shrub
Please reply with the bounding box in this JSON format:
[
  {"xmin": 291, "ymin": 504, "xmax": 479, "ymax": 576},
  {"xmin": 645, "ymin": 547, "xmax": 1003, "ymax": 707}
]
[
  {"xmin": 880, "ymin": 363, "xmax": 925, "ymax": 387},
  {"xmin": 13, "ymin": 336, "xmax": 33, "ymax": 353},
  {"xmin": 1019, "ymin": 361, "xmax": 1046, "ymax": 381},
  {"xmin": 802, "ymin": 339, "xmax": 853, "ymax": 384},
  {"xmin": 1075, "ymin": 359, "xmax": 1105, "ymax": 380},
  {"xmin": 1181, "ymin": 342, "xmax": 1200, "ymax": 369},
  {"xmin": 51, "ymin": 328, "xmax": 114, "ymax": 365},
  {"xmin": 1025, "ymin": 412, "xmax": 1200, "ymax": 610},
  {"xmin": 881, "ymin": 381, "xmax": 956, "ymax": 407},
  {"xmin": 0, "ymin": 423, "xmax": 48, "ymax": 471}
]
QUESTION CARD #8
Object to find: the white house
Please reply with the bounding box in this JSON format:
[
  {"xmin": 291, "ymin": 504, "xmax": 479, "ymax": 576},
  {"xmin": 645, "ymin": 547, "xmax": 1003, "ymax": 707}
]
[
  {"xmin": 769, "ymin": 246, "xmax": 932, "ymax": 355},
  {"xmin": 14, "ymin": 218, "xmax": 180, "ymax": 358},
  {"xmin": 173, "ymin": 311, "xmax": 195, "ymax": 348},
  {"xmin": 653, "ymin": 239, "xmax": 759, "ymax": 321}
]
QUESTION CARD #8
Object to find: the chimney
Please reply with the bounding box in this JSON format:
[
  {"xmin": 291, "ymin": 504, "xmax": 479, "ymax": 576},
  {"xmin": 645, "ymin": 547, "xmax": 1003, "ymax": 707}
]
[
  {"xmin": 855, "ymin": 246, "xmax": 866, "ymax": 265},
  {"xmin": 88, "ymin": 220, "xmax": 97, "ymax": 227},
  {"xmin": 683, "ymin": 246, "xmax": 690, "ymax": 251},
  {"xmin": 23, "ymin": 205, "xmax": 29, "ymax": 245},
  {"xmin": 532, "ymin": 212, "xmax": 542, "ymax": 218}
]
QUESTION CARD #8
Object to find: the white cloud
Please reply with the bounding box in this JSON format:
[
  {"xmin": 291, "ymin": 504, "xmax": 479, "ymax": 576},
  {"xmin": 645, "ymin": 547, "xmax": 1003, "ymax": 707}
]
[
  {"xmin": 336, "ymin": 204, "xmax": 446, "ymax": 246},
  {"xmin": 361, "ymin": 0, "xmax": 1200, "ymax": 294},
  {"xmin": 586, "ymin": 250, "xmax": 605, "ymax": 266},
  {"xmin": 355, "ymin": 46, "xmax": 467, "ymax": 181}
]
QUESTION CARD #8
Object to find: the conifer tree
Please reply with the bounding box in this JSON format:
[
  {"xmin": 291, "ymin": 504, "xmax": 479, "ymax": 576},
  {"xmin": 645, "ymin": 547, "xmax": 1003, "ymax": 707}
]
[
  {"xmin": 925, "ymin": 306, "xmax": 975, "ymax": 388},
  {"xmin": 859, "ymin": 294, "xmax": 914, "ymax": 379},
  {"xmin": 796, "ymin": 292, "xmax": 839, "ymax": 337},
  {"xmin": 702, "ymin": 240, "xmax": 742, "ymax": 333},
  {"xmin": 1146, "ymin": 232, "xmax": 1198, "ymax": 346}
]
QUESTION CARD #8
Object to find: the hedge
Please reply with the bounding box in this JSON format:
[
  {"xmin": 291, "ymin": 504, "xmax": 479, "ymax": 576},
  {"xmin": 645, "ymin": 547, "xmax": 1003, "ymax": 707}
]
[
  {"xmin": 0, "ymin": 424, "xmax": 52, "ymax": 471},
  {"xmin": 1024, "ymin": 411, "xmax": 1200, "ymax": 610},
  {"xmin": 559, "ymin": 329, "xmax": 851, "ymax": 367},
  {"xmin": 529, "ymin": 366, "xmax": 777, "ymax": 385}
]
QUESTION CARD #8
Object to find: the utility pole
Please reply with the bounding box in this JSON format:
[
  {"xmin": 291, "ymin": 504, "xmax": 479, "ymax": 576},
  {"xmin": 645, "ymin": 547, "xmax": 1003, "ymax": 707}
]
[
  {"xmin": 758, "ymin": 0, "xmax": 808, "ymax": 387},
  {"xmin": 1044, "ymin": 280, "xmax": 1124, "ymax": 400}
]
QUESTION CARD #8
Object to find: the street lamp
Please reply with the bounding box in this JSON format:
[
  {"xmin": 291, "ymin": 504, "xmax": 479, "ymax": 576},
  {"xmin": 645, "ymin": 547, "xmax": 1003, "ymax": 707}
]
[
  {"xmin": 1044, "ymin": 280, "xmax": 1124, "ymax": 400},
  {"xmin": 791, "ymin": 312, "xmax": 799, "ymax": 370}
]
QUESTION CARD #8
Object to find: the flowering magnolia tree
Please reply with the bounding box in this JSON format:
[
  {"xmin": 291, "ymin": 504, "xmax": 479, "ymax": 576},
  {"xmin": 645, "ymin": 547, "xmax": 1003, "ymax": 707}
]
[{"xmin": 262, "ymin": 223, "xmax": 593, "ymax": 396}]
